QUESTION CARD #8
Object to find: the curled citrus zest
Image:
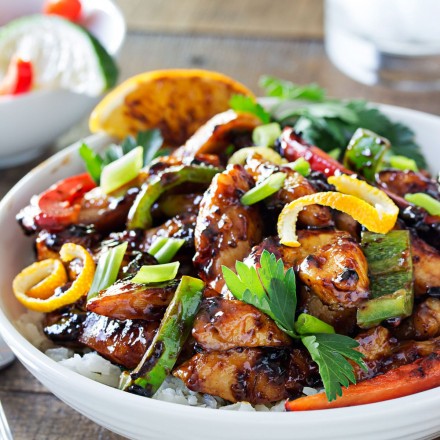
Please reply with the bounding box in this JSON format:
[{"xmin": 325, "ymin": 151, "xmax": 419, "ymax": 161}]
[
  {"xmin": 13, "ymin": 243, "xmax": 96, "ymax": 312},
  {"xmin": 278, "ymin": 174, "xmax": 398, "ymax": 247},
  {"xmin": 13, "ymin": 259, "xmax": 67, "ymax": 301},
  {"xmin": 26, "ymin": 259, "xmax": 68, "ymax": 299}
]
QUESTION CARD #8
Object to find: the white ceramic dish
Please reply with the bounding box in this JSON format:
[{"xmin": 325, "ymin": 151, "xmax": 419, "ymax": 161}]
[
  {"xmin": 0, "ymin": 104, "xmax": 439, "ymax": 440},
  {"xmin": 0, "ymin": 0, "xmax": 125, "ymax": 168}
]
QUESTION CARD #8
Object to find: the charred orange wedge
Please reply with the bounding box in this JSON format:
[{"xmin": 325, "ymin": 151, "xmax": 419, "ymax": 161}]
[
  {"xmin": 278, "ymin": 174, "xmax": 398, "ymax": 247},
  {"xmin": 89, "ymin": 69, "xmax": 255, "ymax": 146}
]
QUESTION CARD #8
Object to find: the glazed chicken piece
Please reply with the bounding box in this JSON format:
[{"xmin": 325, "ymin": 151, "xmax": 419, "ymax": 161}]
[
  {"xmin": 410, "ymin": 233, "xmax": 440, "ymax": 296},
  {"xmin": 87, "ymin": 279, "xmax": 179, "ymax": 321},
  {"xmin": 353, "ymin": 326, "xmax": 440, "ymax": 381},
  {"xmin": 376, "ymin": 169, "xmax": 440, "ymax": 200},
  {"xmin": 194, "ymin": 165, "xmax": 263, "ymax": 292},
  {"xmin": 192, "ymin": 297, "xmax": 291, "ymax": 351},
  {"xmin": 244, "ymin": 154, "xmax": 333, "ymax": 229},
  {"xmin": 173, "ymin": 347, "xmax": 318, "ymax": 404},
  {"xmin": 79, "ymin": 313, "xmax": 159, "ymax": 369},
  {"xmin": 391, "ymin": 298, "xmax": 440, "ymax": 341},
  {"xmin": 142, "ymin": 212, "xmax": 197, "ymax": 251},
  {"xmin": 173, "ymin": 110, "xmax": 261, "ymax": 158},
  {"xmin": 298, "ymin": 230, "xmax": 369, "ymax": 307},
  {"xmin": 298, "ymin": 287, "xmax": 357, "ymax": 335},
  {"xmin": 35, "ymin": 225, "xmax": 102, "ymax": 260},
  {"xmin": 245, "ymin": 231, "xmax": 370, "ymax": 308}
]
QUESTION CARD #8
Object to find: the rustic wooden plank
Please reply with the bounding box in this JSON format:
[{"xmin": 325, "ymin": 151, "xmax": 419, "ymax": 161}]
[
  {"xmin": 114, "ymin": 0, "xmax": 324, "ymax": 39},
  {"xmin": 0, "ymin": 360, "xmax": 47, "ymax": 393},
  {"xmin": 0, "ymin": 389, "xmax": 124, "ymax": 440}
]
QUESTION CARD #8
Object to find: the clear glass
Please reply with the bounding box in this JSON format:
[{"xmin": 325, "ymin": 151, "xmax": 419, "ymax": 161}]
[{"xmin": 325, "ymin": 0, "xmax": 440, "ymax": 91}]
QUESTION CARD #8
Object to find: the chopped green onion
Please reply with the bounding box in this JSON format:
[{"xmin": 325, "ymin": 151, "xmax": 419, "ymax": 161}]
[
  {"xmin": 228, "ymin": 146, "xmax": 285, "ymax": 166},
  {"xmin": 284, "ymin": 158, "xmax": 311, "ymax": 176},
  {"xmin": 240, "ymin": 172, "xmax": 286, "ymax": 206},
  {"xmin": 294, "ymin": 313, "xmax": 335, "ymax": 335},
  {"xmin": 148, "ymin": 237, "xmax": 168, "ymax": 256},
  {"xmin": 252, "ymin": 123, "xmax": 282, "ymax": 147},
  {"xmin": 87, "ymin": 242, "xmax": 128, "ymax": 301},
  {"xmin": 131, "ymin": 262, "xmax": 180, "ymax": 284},
  {"xmin": 389, "ymin": 155, "xmax": 419, "ymax": 172},
  {"xmin": 405, "ymin": 193, "xmax": 440, "ymax": 216},
  {"xmin": 154, "ymin": 239, "xmax": 185, "ymax": 264},
  {"xmin": 328, "ymin": 148, "xmax": 341, "ymax": 160},
  {"xmin": 79, "ymin": 143, "xmax": 103, "ymax": 184},
  {"xmin": 100, "ymin": 146, "xmax": 143, "ymax": 194}
]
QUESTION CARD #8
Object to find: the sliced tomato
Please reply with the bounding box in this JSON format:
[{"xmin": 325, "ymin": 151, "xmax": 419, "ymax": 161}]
[
  {"xmin": 35, "ymin": 173, "xmax": 96, "ymax": 229},
  {"xmin": 0, "ymin": 58, "xmax": 33, "ymax": 96},
  {"xmin": 43, "ymin": 0, "xmax": 82, "ymax": 22}
]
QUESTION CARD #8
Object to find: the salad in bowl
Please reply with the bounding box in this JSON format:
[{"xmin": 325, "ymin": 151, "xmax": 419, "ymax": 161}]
[{"xmin": 1, "ymin": 70, "xmax": 440, "ymax": 437}]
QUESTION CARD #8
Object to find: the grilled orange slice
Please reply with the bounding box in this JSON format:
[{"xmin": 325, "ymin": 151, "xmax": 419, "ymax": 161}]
[{"xmin": 89, "ymin": 69, "xmax": 255, "ymax": 146}]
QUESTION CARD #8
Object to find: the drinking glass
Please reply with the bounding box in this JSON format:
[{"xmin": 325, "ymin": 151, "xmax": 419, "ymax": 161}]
[{"xmin": 325, "ymin": 0, "xmax": 440, "ymax": 91}]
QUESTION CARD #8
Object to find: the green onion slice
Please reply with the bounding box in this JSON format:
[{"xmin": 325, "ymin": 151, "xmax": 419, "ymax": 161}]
[
  {"xmin": 240, "ymin": 172, "xmax": 286, "ymax": 206},
  {"xmin": 154, "ymin": 239, "xmax": 185, "ymax": 264},
  {"xmin": 252, "ymin": 122, "xmax": 282, "ymax": 147},
  {"xmin": 148, "ymin": 237, "xmax": 168, "ymax": 256},
  {"xmin": 405, "ymin": 193, "xmax": 440, "ymax": 215},
  {"xmin": 87, "ymin": 242, "xmax": 128, "ymax": 301},
  {"xmin": 131, "ymin": 262, "xmax": 180, "ymax": 284},
  {"xmin": 284, "ymin": 157, "xmax": 311, "ymax": 177},
  {"xmin": 100, "ymin": 146, "xmax": 143, "ymax": 194},
  {"xmin": 294, "ymin": 313, "xmax": 335, "ymax": 335},
  {"xmin": 389, "ymin": 155, "xmax": 419, "ymax": 172}
]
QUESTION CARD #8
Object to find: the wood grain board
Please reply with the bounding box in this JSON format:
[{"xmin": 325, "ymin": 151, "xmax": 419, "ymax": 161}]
[{"xmin": 114, "ymin": 0, "xmax": 324, "ymax": 39}]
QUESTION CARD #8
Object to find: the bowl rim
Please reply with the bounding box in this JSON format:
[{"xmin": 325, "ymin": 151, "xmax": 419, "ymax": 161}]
[{"xmin": 0, "ymin": 102, "xmax": 439, "ymax": 426}]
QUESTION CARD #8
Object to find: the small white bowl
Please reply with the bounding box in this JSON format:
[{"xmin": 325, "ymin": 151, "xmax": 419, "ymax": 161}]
[
  {"xmin": 0, "ymin": 0, "xmax": 125, "ymax": 168},
  {"xmin": 0, "ymin": 104, "xmax": 439, "ymax": 440}
]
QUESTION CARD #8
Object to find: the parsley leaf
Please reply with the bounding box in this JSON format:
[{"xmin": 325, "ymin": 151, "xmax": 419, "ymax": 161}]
[
  {"xmin": 222, "ymin": 250, "xmax": 296, "ymax": 336},
  {"xmin": 229, "ymin": 94, "xmax": 271, "ymax": 124},
  {"xmin": 262, "ymin": 76, "xmax": 427, "ymax": 168},
  {"xmin": 302, "ymin": 334, "xmax": 367, "ymax": 401},
  {"xmin": 259, "ymin": 75, "xmax": 325, "ymax": 102},
  {"xmin": 222, "ymin": 250, "xmax": 367, "ymax": 402},
  {"xmin": 80, "ymin": 129, "xmax": 164, "ymax": 183}
]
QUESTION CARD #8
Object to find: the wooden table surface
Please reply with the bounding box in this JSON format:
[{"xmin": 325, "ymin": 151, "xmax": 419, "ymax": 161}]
[{"xmin": 1, "ymin": 1, "xmax": 440, "ymax": 439}]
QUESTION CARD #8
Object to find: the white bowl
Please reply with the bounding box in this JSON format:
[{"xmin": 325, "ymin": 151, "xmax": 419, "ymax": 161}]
[
  {"xmin": 0, "ymin": 0, "xmax": 125, "ymax": 168},
  {"xmin": 0, "ymin": 105, "xmax": 440, "ymax": 440}
]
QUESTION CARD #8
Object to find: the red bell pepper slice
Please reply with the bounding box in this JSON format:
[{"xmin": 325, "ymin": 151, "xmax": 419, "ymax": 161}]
[
  {"xmin": 279, "ymin": 127, "xmax": 352, "ymax": 177},
  {"xmin": 0, "ymin": 57, "xmax": 33, "ymax": 96},
  {"xmin": 285, "ymin": 353, "xmax": 440, "ymax": 411},
  {"xmin": 35, "ymin": 173, "xmax": 96, "ymax": 229}
]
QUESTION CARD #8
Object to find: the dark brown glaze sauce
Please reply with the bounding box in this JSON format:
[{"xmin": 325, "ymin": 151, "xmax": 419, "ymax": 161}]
[
  {"xmin": 194, "ymin": 165, "xmax": 263, "ymax": 293},
  {"xmin": 192, "ymin": 297, "xmax": 291, "ymax": 351},
  {"xmin": 87, "ymin": 279, "xmax": 179, "ymax": 321},
  {"xmin": 79, "ymin": 312, "xmax": 159, "ymax": 369}
]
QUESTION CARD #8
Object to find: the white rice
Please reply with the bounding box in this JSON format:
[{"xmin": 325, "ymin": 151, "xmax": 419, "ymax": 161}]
[{"xmin": 16, "ymin": 311, "xmax": 313, "ymax": 411}]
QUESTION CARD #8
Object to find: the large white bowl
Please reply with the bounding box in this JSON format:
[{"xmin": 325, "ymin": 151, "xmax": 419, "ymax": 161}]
[
  {"xmin": 0, "ymin": 104, "xmax": 440, "ymax": 440},
  {"xmin": 0, "ymin": 0, "xmax": 125, "ymax": 168}
]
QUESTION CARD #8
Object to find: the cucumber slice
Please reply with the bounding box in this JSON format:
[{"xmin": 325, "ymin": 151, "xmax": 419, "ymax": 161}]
[{"xmin": 0, "ymin": 15, "xmax": 118, "ymax": 95}]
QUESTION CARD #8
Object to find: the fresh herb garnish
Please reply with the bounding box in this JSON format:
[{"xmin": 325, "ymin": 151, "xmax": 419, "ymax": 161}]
[
  {"xmin": 222, "ymin": 250, "xmax": 367, "ymax": 401},
  {"xmin": 80, "ymin": 128, "xmax": 164, "ymax": 184},
  {"xmin": 259, "ymin": 75, "xmax": 326, "ymax": 102},
  {"xmin": 302, "ymin": 333, "xmax": 365, "ymax": 400},
  {"xmin": 229, "ymin": 94, "xmax": 271, "ymax": 124},
  {"xmin": 260, "ymin": 76, "xmax": 427, "ymax": 168}
]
